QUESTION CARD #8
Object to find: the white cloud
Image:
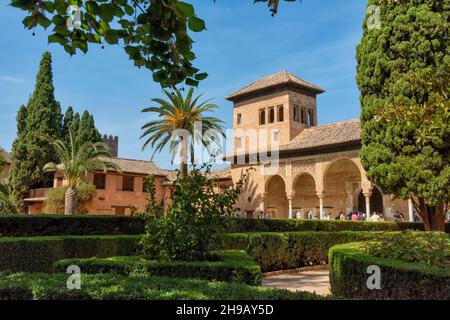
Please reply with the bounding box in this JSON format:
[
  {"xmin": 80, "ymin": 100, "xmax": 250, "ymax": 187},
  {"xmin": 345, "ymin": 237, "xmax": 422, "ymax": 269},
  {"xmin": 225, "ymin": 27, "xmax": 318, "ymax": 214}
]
[{"xmin": 0, "ymin": 75, "xmax": 24, "ymax": 84}]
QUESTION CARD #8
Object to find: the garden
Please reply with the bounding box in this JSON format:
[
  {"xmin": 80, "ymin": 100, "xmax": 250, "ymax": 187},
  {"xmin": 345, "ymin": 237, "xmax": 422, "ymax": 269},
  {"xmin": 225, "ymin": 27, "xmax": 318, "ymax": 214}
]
[{"xmin": 0, "ymin": 167, "xmax": 448, "ymax": 300}]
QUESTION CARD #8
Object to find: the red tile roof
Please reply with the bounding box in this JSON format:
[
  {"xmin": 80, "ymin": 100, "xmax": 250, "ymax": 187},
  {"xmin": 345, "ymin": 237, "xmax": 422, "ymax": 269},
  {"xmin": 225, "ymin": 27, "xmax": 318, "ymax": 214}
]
[{"xmin": 226, "ymin": 70, "xmax": 325, "ymax": 101}]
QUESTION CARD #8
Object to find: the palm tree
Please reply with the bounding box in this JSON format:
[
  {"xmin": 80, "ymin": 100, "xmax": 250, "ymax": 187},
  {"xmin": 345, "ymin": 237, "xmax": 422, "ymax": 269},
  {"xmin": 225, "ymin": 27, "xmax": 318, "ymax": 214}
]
[
  {"xmin": 141, "ymin": 87, "xmax": 224, "ymax": 177},
  {"xmin": 44, "ymin": 130, "xmax": 121, "ymax": 215}
]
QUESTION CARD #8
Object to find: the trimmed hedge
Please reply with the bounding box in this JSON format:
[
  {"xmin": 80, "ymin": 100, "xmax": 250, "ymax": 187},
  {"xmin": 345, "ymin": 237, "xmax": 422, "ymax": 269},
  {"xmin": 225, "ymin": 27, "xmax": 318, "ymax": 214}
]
[
  {"xmin": 0, "ymin": 272, "xmax": 329, "ymax": 300},
  {"xmin": 0, "ymin": 215, "xmax": 145, "ymax": 237},
  {"xmin": 223, "ymin": 231, "xmax": 385, "ymax": 272},
  {"xmin": 54, "ymin": 250, "xmax": 261, "ymax": 285},
  {"xmin": 226, "ymin": 218, "xmax": 450, "ymax": 233},
  {"xmin": 0, "ymin": 235, "xmax": 141, "ymax": 273},
  {"xmin": 329, "ymin": 242, "xmax": 450, "ymax": 300}
]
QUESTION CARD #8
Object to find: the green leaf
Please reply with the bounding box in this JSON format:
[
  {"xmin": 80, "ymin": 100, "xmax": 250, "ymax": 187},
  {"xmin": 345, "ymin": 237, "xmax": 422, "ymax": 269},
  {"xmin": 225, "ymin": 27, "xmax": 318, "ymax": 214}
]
[
  {"xmin": 185, "ymin": 78, "xmax": 199, "ymax": 87},
  {"xmin": 52, "ymin": 15, "xmax": 66, "ymax": 26},
  {"xmin": 104, "ymin": 29, "xmax": 119, "ymax": 45},
  {"xmin": 48, "ymin": 33, "xmax": 67, "ymax": 45},
  {"xmin": 188, "ymin": 17, "xmax": 206, "ymax": 32},
  {"xmin": 194, "ymin": 73, "xmax": 208, "ymax": 81},
  {"xmin": 22, "ymin": 16, "xmax": 36, "ymax": 29},
  {"xmin": 124, "ymin": 5, "xmax": 134, "ymax": 16},
  {"xmin": 64, "ymin": 44, "xmax": 76, "ymax": 55},
  {"xmin": 99, "ymin": 3, "xmax": 115, "ymax": 22},
  {"xmin": 38, "ymin": 15, "xmax": 52, "ymax": 29},
  {"xmin": 175, "ymin": 1, "xmax": 195, "ymax": 18}
]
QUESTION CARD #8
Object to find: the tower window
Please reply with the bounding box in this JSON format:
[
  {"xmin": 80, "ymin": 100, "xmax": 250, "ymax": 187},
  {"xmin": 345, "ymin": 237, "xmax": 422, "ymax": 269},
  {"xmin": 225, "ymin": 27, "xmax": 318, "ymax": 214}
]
[
  {"xmin": 236, "ymin": 113, "xmax": 242, "ymax": 125},
  {"xmin": 293, "ymin": 105, "xmax": 300, "ymax": 122},
  {"xmin": 269, "ymin": 107, "xmax": 275, "ymax": 123},
  {"xmin": 259, "ymin": 109, "xmax": 265, "ymax": 125},
  {"xmin": 301, "ymin": 107, "xmax": 307, "ymax": 124},
  {"xmin": 308, "ymin": 110, "xmax": 314, "ymax": 126},
  {"xmin": 277, "ymin": 105, "xmax": 284, "ymax": 122}
]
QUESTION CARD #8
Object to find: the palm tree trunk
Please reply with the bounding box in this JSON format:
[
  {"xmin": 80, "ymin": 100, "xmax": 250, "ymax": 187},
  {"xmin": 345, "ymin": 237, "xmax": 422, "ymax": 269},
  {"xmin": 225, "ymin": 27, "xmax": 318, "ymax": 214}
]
[
  {"xmin": 179, "ymin": 135, "xmax": 188, "ymax": 177},
  {"xmin": 65, "ymin": 187, "xmax": 77, "ymax": 215}
]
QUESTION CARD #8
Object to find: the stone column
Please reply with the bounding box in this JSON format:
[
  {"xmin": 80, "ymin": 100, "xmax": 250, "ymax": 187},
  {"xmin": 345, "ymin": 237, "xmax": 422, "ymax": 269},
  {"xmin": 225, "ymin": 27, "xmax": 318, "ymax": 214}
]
[
  {"xmin": 408, "ymin": 198, "xmax": 414, "ymax": 222},
  {"xmin": 363, "ymin": 192, "xmax": 372, "ymax": 216},
  {"xmin": 287, "ymin": 194, "xmax": 293, "ymax": 219},
  {"xmin": 317, "ymin": 193, "xmax": 324, "ymax": 219}
]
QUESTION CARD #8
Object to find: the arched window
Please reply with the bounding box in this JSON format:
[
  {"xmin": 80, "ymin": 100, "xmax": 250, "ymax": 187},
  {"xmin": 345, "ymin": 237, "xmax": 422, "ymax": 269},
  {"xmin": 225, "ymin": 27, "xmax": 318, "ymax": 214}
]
[
  {"xmin": 259, "ymin": 109, "xmax": 265, "ymax": 125},
  {"xmin": 269, "ymin": 107, "xmax": 275, "ymax": 123},
  {"xmin": 308, "ymin": 110, "xmax": 314, "ymax": 126},
  {"xmin": 236, "ymin": 113, "xmax": 242, "ymax": 125},
  {"xmin": 277, "ymin": 105, "xmax": 284, "ymax": 122},
  {"xmin": 301, "ymin": 107, "xmax": 306, "ymax": 124},
  {"xmin": 293, "ymin": 105, "xmax": 299, "ymax": 122}
]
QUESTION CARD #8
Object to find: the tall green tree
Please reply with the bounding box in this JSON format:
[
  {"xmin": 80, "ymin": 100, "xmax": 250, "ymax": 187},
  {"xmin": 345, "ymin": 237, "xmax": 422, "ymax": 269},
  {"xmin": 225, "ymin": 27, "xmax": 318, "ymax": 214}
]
[
  {"xmin": 10, "ymin": 52, "xmax": 62, "ymax": 212},
  {"xmin": 356, "ymin": 0, "xmax": 449, "ymax": 231},
  {"xmin": 77, "ymin": 111, "xmax": 102, "ymax": 144},
  {"xmin": 62, "ymin": 106, "xmax": 74, "ymax": 143},
  {"xmin": 44, "ymin": 130, "xmax": 121, "ymax": 215},
  {"xmin": 141, "ymin": 87, "xmax": 224, "ymax": 177}
]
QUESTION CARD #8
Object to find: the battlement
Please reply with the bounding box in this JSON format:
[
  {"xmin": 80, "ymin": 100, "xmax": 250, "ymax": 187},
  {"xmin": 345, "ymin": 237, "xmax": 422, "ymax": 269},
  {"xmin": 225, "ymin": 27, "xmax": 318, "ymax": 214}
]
[{"xmin": 102, "ymin": 134, "xmax": 119, "ymax": 158}]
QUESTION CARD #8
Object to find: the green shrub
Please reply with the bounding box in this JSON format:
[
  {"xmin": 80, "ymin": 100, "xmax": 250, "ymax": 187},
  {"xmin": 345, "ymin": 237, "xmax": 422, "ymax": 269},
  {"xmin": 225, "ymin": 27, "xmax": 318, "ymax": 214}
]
[
  {"xmin": 364, "ymin": 230, "xmax": 450, "ymax": 267},
  {"xmin": 0, "ymin": 215, "xmax": 145, "ymax": 237},
  {"xmin": 222, "ymin": 231, "xmax": 384, "ymax": 272},
  {"xmin": 329, "ymin": 242, "xmax": 450, "ymax": 300},
  {"xmin": 0, "ymin": 235, "xmax": 141, "ymax": 273},
  {"xmin": 141, "ymin": 165, "xmax": 250, "ymax": 262},
  {"xmin": 54, "ymin": 250, "xmax": 261, "ymax": 285},
  {"xmin": 226, "ymin": 218, "xmax": 449, "ymax": 233},
  {"xmin": 0, "ymin": 272, "xmax": 329, "ymax": 300}
]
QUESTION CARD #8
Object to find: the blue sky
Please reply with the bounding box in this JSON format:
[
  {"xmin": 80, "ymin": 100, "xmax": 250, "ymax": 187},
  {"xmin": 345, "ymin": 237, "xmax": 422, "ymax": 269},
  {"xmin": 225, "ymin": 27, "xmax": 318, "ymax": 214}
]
[{"xmin": 0, "ymin": 0, "xmax": 367, "ymax": 169}]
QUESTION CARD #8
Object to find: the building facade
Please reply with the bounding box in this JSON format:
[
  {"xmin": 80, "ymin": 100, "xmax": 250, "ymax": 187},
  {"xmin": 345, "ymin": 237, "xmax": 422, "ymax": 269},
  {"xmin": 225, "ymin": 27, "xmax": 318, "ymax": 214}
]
[
  {"xmin": 9, "ymin": 71, "xmax": 412, "ymax": 219},
  {"xmin": 225, "ymin": 71, "xmax": 410, "ymax": 220}
]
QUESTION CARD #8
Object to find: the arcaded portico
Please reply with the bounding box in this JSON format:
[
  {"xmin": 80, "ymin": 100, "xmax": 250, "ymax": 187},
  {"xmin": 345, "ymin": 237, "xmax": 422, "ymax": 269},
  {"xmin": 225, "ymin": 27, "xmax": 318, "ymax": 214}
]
[{"xmin": 225, "ymin": 71, "xmax": 410, "ymax": 220}]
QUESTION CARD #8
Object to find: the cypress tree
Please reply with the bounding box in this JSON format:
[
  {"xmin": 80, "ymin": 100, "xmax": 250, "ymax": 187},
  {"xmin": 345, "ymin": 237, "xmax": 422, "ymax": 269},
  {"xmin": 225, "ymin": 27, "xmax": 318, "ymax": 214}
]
[
  {"xmin": 62, "ymin": 106, "xmax": 74, "ymax": 143},
  {"xmin": 10, "ymin": 52, "xmax": 62, "ymax": 212},
  {"xmin": 76, "ymin": 111, "xmax": 102, "ymax": 144},
  {"xmin": 356, "ymin": 0, "xmax": 449, "ymax": 230}
]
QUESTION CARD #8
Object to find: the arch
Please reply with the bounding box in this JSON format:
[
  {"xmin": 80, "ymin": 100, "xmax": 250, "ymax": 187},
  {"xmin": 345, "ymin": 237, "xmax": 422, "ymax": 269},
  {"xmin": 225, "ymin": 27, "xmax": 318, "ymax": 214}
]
[
  {"xmin": 264, "ymin": 175, "xmax": 288, "ymax": 219},
  {"xmin": 292, "ymin": 172, "xmax": 319, "ymax": 219},
  {"xmin": 357, "ymin": 185, "xmax": 384, "ymax": 215},
  {"xmin": 322, "ymin": 158, "xmax": 362, "ymax": 217},
  {"xmin": 323, "ymin": 157, "xmax": 363, "ymax": 180},
  {"xmin": 277, "ymin": 105, "xmax": 284, "ymax": 122}
]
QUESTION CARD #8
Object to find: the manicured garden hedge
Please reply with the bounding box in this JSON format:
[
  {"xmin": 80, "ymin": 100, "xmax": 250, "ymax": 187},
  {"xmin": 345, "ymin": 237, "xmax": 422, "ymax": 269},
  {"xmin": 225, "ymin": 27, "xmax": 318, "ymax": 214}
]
[
  {"xmin": 54, "ymin": 250, "xmax": 261, "ymax": 285},
  {"xmin": 222, "ymin": 231, "xmax": 385, "ymax": 272},
  {"xmin": 329, "ymin": 242, "xmax": 450, "ymax": 300},
  {"xmin": 226, "ymin": 218, "xmax": 450, "ymax": 233},
  {"xmin": 0, "ymin": 272, "xmax": 328, "ymax": 300},
  {"xmin": 0, "ymin": 235, "xmax": 141, "ymax": 273},
  {"xmin": 0, "ymin": 215, "xmax": 145, "ymax": 237}
]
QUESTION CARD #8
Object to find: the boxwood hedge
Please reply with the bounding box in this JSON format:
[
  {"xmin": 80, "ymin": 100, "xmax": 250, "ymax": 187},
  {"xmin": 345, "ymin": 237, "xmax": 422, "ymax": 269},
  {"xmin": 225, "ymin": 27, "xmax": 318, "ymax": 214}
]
[
  {"xmin": 329, "ymin": 242, "xmax": 450, "ymax": 300},
  {"xmin": 0, "ymin": 235, "xmax": 141, "ymax": 273},
  {"xmin": 0, "ymin": 215, "xmax": 145, "ymax": 237},
  {"xmin": 226, "ymin": 218, "xmax": 450, "ymax": 233},
  {"xmin": 222, "ymin": 231, "xmax": 386, "ymax": 272},
  {"xmin": 54, "ymin": 250, "xmax": 261, "ymax": 285},
  {"xmin": 0, "ymin": 272, "xmax": 329, "ymax": 300}
]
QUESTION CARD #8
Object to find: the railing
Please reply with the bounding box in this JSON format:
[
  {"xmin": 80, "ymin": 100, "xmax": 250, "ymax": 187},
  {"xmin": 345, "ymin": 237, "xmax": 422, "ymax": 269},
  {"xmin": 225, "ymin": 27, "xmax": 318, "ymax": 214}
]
[{"xmin": 28, "ymin": 188, "xmax": 52, "ymax": 198}]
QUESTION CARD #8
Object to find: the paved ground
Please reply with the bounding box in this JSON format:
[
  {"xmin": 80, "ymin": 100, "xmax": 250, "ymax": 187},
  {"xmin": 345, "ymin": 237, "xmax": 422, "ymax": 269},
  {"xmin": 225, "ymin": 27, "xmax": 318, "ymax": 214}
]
[{"xmin": 262, "ymin": 270, "xmax": 331, "ymax": 296}]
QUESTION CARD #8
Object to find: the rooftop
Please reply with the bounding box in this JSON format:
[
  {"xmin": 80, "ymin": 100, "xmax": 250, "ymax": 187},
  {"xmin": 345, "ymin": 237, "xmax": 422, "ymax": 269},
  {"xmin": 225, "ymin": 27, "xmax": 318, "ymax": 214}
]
[
  {"xmin": 0, "ymin": 148, "xmax": 10, "ymax": 164},
  {"xmin": 99, "ymin": 157, "xmax": 171, "ymax": 176},
  {"xmin": 280, "ymin": 119, "xmax": 361, "ymax": 152},
  {"xmin": 226, "ymin": 70, "xmax": 325, "ymax": 101}
]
